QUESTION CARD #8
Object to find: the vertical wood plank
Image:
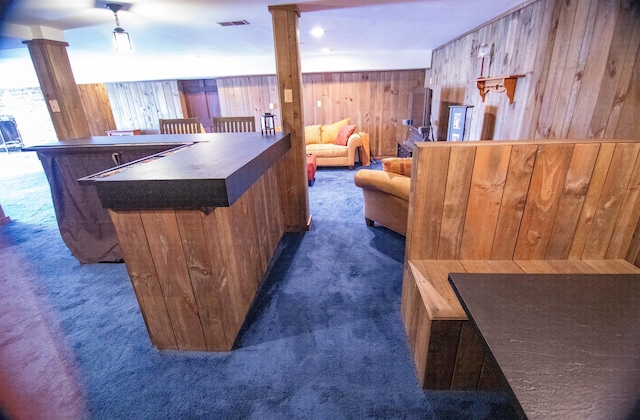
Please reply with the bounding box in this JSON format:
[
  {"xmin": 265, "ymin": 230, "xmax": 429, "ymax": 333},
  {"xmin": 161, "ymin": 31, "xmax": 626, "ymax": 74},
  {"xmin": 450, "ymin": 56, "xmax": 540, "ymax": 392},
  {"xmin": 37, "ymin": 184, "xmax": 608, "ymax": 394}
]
[
  {"xmin": 108, "ymin": 210, "xmax": 177, "ymax": 349},
  {"xmin": 566, "ymin": 0, "xmax": 620, "ymax": 138},
  {"xmin": 425, "ymin": 320, "xmax": 463, "ymax": 390},
  {"xmin": 175, "ymin": 210, "xmax": 231, "ymax": 351},
  {"xmin": 589, "ymin": 0, "xmax": 638, "ymax": 138},
  {"xmin": 583, "ymin": 142, "xmax": 640, "ymax": 258},
  {"xmin": 545, "ymin": 143, "xmax": 600, "ymax": 259},
  {"xmin": 569, "ymin": 142, "xmax": 616, "ymax": 258},
  {"xmin": 140, "ymin": 210, "xmax": 207, "ymax": 350},
  {"xmin": 609, "ymin": 1, "xmax": 640, "ymax": 139},
  {"xmin": 406, "ymin": 145, "xmax": 451, "ymax": 260},
  {"xmin": 438, "ymin": 146, "xmax": 476, "ymax": 259},
  {"xmin": 78, "ymin": 83, "xmax": 116, "ymax": 136},
  {"xmin": 401, "ymin": 266, "xmax": 431, "ymax": 388},
  {"xmin": 514, "ymin": 143, "xmax": 574, "ymax": 260},
  {"xmin": 460, "ymin": 145, "xmax": 512, "ymax": 259},
  {"xmin": 490, "ymin": 144, "xmax": 538, "ymax": 259}
]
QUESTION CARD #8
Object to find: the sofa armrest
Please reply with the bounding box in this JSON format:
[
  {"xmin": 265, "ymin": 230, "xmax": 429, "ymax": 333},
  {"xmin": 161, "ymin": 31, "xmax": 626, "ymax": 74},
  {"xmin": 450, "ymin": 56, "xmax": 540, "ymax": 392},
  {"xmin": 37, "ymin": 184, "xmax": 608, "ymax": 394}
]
[
  {"xmin": 354, "ymin": 169, "xmax": 411, "ymax": 202},
  {"xmin": 348, "ymin": 132, "xmax": 371, "ymax": 166},
  {"xmin": 345, "ymin": 133, "xmax": 362, "ymax": 162}
]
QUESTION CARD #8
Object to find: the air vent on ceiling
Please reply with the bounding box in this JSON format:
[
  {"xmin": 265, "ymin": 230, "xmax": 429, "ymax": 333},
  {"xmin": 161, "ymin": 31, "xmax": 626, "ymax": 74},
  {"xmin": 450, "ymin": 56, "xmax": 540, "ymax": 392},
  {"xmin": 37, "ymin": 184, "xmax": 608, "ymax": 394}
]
[{"xmin": 217, "ymin": 20, "xmax": 250, "ymax": 27}]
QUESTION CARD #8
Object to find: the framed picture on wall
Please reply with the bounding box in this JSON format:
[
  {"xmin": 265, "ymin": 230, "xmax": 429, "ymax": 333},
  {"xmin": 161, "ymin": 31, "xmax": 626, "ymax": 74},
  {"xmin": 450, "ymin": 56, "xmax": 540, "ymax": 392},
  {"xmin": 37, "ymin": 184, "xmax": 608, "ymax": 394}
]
[{"xmin": 447, "ymin": 105, "xmax": 474, "ymax": 141}]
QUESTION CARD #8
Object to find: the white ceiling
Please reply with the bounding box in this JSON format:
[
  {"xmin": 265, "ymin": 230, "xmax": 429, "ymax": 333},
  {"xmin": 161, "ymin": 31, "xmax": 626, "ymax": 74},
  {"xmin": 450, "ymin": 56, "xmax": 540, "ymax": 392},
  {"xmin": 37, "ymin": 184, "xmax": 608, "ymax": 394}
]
[{"xmin": 0, "ymin": 0, "xmax": 524, "ymax": 87}]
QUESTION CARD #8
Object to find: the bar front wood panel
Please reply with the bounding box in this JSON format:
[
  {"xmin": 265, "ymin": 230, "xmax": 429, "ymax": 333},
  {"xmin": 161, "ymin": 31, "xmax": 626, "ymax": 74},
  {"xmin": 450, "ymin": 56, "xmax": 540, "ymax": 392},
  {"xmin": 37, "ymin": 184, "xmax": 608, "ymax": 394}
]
[{"xmin": 109, "ymin": 163, "xmax": 285, "ymax": 351}]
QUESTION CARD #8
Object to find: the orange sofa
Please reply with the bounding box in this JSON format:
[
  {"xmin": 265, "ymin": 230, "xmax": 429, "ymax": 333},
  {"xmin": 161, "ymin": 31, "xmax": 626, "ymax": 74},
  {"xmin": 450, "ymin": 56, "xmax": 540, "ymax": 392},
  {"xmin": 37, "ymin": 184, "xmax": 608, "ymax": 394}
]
[
  {"xmin": 305, "ymin": 119, "xmax": 370, "ymax": 168},
  {"xmin": 354, "ymin": 157, "xmax": 411, "ymax": 235}
]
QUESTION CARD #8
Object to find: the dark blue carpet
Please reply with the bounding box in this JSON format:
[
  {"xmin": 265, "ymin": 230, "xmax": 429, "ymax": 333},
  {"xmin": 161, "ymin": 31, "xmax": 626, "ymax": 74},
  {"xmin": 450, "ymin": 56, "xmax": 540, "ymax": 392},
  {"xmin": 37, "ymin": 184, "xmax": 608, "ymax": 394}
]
[{"xmin": 0, "ymin": 152, "xmax": 517, "ymax": 419}]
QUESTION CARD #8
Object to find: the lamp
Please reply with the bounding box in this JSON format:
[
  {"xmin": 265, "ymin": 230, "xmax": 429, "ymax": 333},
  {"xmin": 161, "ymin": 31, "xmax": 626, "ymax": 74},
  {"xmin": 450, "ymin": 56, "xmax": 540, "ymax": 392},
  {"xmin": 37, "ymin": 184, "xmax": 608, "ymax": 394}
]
[
  {"xmin": 260, "ymin": 113, "xmax": 276, "ymax": 135},
  {"xmin": 106, "ymin": 3, "xmax": 131, "ymax": 51},
  {"xmin": 477, "ymin": 43, "xmax": 490, "ymax": 77}
]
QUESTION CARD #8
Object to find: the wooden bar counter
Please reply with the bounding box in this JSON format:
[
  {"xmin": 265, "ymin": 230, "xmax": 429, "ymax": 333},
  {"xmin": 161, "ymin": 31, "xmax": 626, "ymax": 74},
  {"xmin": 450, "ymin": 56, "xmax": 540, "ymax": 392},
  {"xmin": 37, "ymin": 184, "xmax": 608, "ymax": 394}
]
[{"xmin": 79, "ymin": 132, "xmax": 291, "ymax": 351}]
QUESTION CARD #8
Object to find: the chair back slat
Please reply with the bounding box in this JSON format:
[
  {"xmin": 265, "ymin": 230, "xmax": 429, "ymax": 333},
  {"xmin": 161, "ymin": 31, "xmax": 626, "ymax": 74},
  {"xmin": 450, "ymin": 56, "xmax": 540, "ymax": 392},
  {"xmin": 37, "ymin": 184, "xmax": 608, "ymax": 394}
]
[
  {"xmin": 212, "ymin": 117, "xmax": 256, "ymax": 133},
  {"xmin": 159, "ymin": 118, "xmax": 202, "ymax": 134}
]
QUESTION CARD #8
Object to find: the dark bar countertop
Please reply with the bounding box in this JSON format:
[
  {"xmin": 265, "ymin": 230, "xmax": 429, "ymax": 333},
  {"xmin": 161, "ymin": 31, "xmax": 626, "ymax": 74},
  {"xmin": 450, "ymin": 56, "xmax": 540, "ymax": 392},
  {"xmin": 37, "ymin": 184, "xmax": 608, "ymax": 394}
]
[
  {"xmin": 78, "ymin": 132, "xmax": 290, "ymax": 210},
  {"xmin": 22, "ymin": 133, "xmax": 211, "ymax": 152}
]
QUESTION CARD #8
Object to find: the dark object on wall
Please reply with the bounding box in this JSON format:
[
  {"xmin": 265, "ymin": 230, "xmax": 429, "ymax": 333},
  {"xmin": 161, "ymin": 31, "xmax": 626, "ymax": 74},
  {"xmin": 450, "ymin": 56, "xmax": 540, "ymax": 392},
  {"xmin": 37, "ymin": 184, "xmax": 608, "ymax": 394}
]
[
  {"xmin": 0, "ymin": 116, "xmax": 24, "ymax": 152},
  {"xmin": 447, "ymin": 106, "xmax": 474, "ymax": 141}
]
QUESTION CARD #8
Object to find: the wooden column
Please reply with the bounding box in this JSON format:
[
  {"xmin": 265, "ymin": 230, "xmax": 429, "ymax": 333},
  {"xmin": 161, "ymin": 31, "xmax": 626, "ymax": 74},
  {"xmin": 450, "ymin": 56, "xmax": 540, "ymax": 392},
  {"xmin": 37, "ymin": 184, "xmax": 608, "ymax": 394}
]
[
  {"xmin": 269, "ymin": 5, "xmax": 310, "ymax": 231},
  {"xmin": 23, "ymin": 39, "xmax": 91, "ymax": 140}
]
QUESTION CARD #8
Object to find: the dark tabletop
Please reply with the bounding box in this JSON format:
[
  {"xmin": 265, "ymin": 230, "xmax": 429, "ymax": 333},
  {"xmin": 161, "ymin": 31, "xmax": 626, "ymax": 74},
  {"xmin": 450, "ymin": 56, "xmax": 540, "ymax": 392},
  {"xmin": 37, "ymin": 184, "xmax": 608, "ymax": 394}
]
[
  {"xmin": 72, "ymin": 132, "xmax": 290, "ymax": 210},
  {"xmin": 449, "ymin": 273, "xmax": 640, "ymax": 420}
]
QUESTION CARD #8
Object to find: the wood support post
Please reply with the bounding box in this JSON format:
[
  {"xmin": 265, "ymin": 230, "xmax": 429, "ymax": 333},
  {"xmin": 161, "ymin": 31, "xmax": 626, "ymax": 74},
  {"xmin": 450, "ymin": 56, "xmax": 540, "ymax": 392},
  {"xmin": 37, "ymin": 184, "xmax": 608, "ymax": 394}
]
[
  {"xmin": 23, "ymin": 39, "xmax": 91, "ymax": 140},
  {"xmin": 269, "ymin": 5, "xmax": 310, "ymax": 231}
]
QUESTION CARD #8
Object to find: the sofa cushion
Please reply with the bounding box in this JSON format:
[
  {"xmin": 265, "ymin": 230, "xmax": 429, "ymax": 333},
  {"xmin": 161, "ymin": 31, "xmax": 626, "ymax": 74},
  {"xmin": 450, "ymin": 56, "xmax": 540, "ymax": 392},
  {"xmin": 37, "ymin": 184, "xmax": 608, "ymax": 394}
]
[
  {"xmin": 305, "ymin": 125, "xmax": 322, "ymax": 144},
  {"xmin": 382, "ymin": 157, "xmax": 412, "ymax": 177},
  {"xmin": 334, "ymin": 124, "xmax": 357, "ymax": 146},
  {"xmin": 320, "ymin": 119, "xmax": 349, "ymax": 144},
  {"xmin": 306, "ymin": 143, "xmax": 349, "ymax": 158}
]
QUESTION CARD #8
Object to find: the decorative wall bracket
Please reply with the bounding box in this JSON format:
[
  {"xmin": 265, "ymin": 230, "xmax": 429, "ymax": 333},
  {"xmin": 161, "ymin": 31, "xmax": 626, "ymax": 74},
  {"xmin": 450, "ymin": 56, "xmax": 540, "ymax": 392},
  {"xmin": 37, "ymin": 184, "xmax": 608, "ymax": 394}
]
[{"xmin": 476, "ymin": 75, "xmax": 524, "ymax": 104}]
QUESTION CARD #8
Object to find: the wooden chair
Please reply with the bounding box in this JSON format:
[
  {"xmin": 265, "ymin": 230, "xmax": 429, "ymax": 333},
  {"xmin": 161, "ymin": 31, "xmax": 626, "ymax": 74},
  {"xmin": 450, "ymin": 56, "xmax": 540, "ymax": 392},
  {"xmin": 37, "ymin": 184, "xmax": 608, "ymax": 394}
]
[
  {"xmin": 159, "ymin": 118, "xmax": 203, "ymax": 134},
  {"xmin": 212, "ymin": 116, "xmax": 256, "ymax": 133}
]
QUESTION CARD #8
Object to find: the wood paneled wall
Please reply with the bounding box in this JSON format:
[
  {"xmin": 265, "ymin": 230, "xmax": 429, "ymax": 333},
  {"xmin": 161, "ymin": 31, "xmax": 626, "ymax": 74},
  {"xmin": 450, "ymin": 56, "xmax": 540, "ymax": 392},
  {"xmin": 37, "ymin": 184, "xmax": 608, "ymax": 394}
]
[
  {"xmin": 78, "ymin": 83, "xmax": 116, "ymax": 136},
  {"xmin": 104, "ymin": 80, "xmax": 185, "ymax": 133},
  {"xmin": 89, "ymin": 70, "xmax": 424, "ymax": 154},
  {"xmin": 216, "ymin": 76, "xmax": 280, "ymax": 125},
  {"xmin": 216, "ymin": 70, "xmax": 426, "ymax": 158},
  {"xmin": 430, "ymin": 0, "xmax": 640, "ymax": 141}
]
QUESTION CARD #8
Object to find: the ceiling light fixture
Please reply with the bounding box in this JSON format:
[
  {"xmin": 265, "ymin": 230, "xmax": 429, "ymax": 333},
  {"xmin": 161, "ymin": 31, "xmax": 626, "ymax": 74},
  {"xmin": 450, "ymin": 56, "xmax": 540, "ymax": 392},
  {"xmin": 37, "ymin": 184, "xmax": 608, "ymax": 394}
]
[
  {"xmin": 105, "ymin": 3, "xmax": 132, "ymax": 51},
  {"xmin": 311, "ymin": 27, "xmax": 325, "ymax": 38}
]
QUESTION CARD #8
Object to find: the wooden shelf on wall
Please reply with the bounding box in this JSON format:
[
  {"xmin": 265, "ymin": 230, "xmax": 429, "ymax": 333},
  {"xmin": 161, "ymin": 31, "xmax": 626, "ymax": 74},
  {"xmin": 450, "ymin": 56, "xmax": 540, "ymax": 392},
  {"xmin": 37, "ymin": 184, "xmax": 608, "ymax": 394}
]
[{"xmin": 476, "ymin": 75, "xmax": 524, "ymax": 104}]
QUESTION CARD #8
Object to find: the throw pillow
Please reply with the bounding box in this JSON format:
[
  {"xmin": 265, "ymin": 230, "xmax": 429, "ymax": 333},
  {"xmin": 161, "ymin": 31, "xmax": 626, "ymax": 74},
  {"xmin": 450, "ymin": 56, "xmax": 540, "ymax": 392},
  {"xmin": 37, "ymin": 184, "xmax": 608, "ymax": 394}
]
[
  {"xmin": 320, "ymin": 118, "xmax": 349, "ymax": 144},
  {"xmin": 304, "ymin": 125, "xmax": 322, "ymax": 144},
  {"xmin": 382, "ymin": 158, "xmax": 412, "ymax": 177},
  {"xmin": 333, "ymin": 124, "xmax": 357, "ymax": 146}
]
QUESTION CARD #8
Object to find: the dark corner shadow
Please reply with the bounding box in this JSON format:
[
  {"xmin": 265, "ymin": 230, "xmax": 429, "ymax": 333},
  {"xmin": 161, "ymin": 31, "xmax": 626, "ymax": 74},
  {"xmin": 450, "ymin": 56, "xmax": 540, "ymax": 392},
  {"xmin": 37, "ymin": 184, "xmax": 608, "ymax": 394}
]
[
  {"xmin": 368, "ymin": 225, "xmax": 406, "ymax": 264},
  {"xmin": 232, "ymin": 231, "xmax": 305, "ymax": 349}
]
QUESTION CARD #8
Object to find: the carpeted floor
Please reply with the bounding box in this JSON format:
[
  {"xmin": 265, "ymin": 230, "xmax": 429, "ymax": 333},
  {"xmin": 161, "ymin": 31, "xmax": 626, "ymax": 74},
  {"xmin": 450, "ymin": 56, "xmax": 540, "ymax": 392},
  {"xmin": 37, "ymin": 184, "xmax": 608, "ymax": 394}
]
[{"xmin": 0, "ymin": 151, "xmax": 517, "ymax": 419}]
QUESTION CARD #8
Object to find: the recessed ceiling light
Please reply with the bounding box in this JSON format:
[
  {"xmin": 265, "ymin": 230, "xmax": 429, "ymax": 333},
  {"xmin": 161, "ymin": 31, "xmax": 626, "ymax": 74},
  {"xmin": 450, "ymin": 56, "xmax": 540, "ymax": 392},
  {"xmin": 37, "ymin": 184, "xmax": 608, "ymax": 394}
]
[
  {"xmin": 311, "ymin": 27, "xmax": 325, "ymax": 38},
  {"xmin": 321, "ymin": 48, "xmax": 331, "ymax": 53}
]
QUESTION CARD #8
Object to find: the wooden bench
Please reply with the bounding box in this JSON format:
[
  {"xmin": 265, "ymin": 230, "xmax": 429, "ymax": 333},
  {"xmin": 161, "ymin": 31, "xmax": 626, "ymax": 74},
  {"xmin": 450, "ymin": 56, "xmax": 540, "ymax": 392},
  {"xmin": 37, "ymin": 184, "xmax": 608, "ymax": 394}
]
[{"xmin": 401, "ymin": 139, "xmax": 640, "ymax": 390}]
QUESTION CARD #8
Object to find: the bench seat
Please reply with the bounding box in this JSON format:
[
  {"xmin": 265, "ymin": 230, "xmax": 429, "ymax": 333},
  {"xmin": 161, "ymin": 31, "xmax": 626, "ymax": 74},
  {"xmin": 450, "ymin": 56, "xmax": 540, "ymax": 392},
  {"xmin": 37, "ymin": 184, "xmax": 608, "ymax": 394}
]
[
  {"xmin": 401, "ymin": 139, "xmax": 640, "ymax": 390},
  {"xmin": 402, "ymin": 259, "xmax": 640, "ymax": 390}
]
